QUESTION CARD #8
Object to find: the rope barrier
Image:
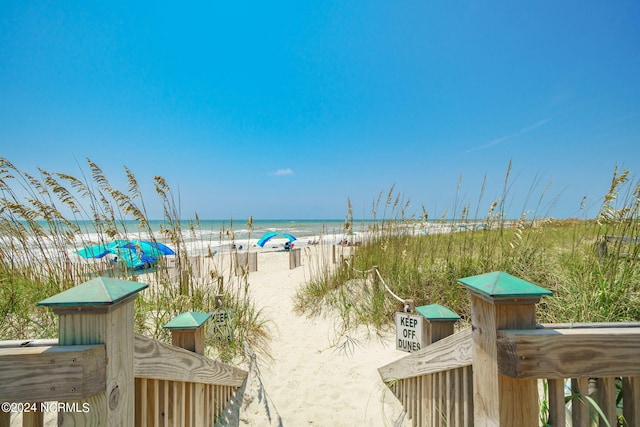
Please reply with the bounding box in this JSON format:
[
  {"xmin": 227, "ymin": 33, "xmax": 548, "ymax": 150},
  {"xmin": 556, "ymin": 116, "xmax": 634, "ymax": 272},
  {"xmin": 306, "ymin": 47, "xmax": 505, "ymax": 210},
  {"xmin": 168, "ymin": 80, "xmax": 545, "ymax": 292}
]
[
  {"xmin": 343, "ymin": 259, "xmax": 374, "ymax": 274},
  {"xmin": 373, "ymin": 266, "xmax": 405, "ymax": 304},
  {"xmin": 343, "ymin": 258, "xmax": 408, "ymax": 307}
]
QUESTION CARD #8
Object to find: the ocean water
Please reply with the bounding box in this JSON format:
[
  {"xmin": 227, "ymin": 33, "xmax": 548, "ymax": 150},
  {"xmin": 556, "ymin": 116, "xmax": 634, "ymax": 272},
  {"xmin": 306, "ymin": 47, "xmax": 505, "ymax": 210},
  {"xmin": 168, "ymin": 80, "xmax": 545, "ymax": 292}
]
[
  {"xmin": 4, "ymin": 218, "xmax": 462, "ymax": 261},
  {"xmin": 149, "ymin": 219, "xmax": 363, "ymax": 253},
  {"xmin": 43, "ymin": 219, "xmax": 375, "ymax": 256}
]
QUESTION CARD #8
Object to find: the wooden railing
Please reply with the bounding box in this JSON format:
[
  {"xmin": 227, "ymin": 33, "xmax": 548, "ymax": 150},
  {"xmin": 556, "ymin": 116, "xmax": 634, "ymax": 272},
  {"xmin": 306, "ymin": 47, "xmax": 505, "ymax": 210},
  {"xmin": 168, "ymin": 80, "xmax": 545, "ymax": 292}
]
[
  {"xmin": 134, "ymin": 334, "xmax": 246, "ymax": 426},
  {"xmin": 379, "ymin": 271, "xmax": 640, "ymax": 427},
  {"xmin": 0, "ymin": 277, "xmax": 248, "ymax": 427},
  {"xmin": 380, "ymin": 328, "xmax": 474, "ymax": 426}
]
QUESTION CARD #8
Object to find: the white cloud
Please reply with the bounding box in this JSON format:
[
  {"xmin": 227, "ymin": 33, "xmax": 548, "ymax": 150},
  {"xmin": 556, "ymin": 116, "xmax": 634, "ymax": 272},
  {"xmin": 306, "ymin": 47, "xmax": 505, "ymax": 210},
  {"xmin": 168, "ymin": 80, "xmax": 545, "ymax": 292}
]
[{"xmin": 272, "ymin": 168, "xmax": 294, "ymax": 176}]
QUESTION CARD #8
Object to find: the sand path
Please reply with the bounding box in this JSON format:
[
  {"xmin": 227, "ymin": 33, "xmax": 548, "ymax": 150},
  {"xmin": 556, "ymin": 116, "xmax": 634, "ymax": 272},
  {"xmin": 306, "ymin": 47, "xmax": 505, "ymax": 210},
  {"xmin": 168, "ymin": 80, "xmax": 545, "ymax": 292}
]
[{"xmin": 227, "ymin": 246, "xmax": 410, "ymax": 426}]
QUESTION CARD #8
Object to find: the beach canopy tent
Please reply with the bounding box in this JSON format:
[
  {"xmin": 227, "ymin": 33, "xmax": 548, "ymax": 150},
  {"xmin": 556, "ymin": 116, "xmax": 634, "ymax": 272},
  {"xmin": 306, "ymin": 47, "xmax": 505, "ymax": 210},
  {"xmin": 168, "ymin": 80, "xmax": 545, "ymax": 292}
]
[
  {"xmin": 75, "ymin": 240, "xmax": 175, "ymax": 269},
  {"xmin": 257, "ymin": 232, "xmax": 297, "ymax": 247}
]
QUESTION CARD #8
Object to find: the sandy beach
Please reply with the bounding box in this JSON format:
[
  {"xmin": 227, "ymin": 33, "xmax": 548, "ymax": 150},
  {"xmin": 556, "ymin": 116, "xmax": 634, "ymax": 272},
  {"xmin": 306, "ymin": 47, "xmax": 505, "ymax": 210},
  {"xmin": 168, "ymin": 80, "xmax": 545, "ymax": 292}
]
[{"xmin": 219, "ymin": 245, "xmax": 410, "ymax": 426}]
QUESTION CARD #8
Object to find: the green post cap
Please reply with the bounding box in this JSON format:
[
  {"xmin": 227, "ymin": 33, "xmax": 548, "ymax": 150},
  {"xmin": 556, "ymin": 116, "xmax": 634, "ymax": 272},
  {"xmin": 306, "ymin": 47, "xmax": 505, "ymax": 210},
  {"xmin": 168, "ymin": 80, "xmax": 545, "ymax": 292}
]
[
  {"xmin": 458, "ymin": 271, "xmax": 552, "ymax": 300},
  {"xmin": 164, "ymin": 311, "xmax": 212, "ymax": 330},
  {"xmin": 416, "ymin": 304, "xmax": 461, "ymax": 321},
  {"xmin": 37, "ymin": 277, "xmax": 148, "ymax": 307}
]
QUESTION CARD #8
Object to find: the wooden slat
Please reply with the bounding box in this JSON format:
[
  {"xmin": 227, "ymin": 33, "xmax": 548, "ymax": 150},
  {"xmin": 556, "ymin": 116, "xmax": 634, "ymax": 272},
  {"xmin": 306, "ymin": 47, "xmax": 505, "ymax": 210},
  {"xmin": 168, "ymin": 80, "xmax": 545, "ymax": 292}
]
[
  {"xmin": 22, "ymin": 405, "xmax": 44, "ymax": 427},
  {"xmin": 134, "ymin": 334, "xmax": 247, "ymax": 387},
  {"xmin": 497, "ymin": 327, "xmax": 640, "ymax": 379},
  {"xmin": 163, "ymin": 380, "xmax": 169, "ymax": 427},
  {"xmin": 547, "ymin": 379, "xmax": 566, "ymax": 427},
  {"xmin": 446, "ymin": 369, "xmax": 453, "ymax": 426},
  {"xmin": 430, "ymin": 373, "xmax": 437, "ymax": 426},
  {"xmin": 409, "ymin": 377, "xmax": 415, "ymax": 426},
  {"xmin": 136, "ymin": 378, "xmax": 147, "ymax": 426},
  {"xmin": 452, "ymin": 369, "xmax": 459, "ymax": 424},
  {"xmin": 0, "ymin": 344, "xmax": 105, "ymax": 402},
  {"xmin": 378, "ymin": 328, "xmax": 472, "ymax": 382},
  {"xmin": 596, "ymin": 377, "xmax": 617, "ymax": 427},
  {"xmin": 571, "ymin": 378, "xmax": 590, "ymax": 426},
  {"xmin": 463, "ymin": 365, "xmax": 472, "ymax": 427},
  {"xmin": 437, "ymin": 372, "xmax": 443, "ymax": 426},
  {"xmin": 195, "ymin": 382, "xmax": 205, "ymax": 426},
  {"xmin": 152, "ymin": 378, "xmax": 161, "ymax": 427},
  {"xmin": 183, "ymin": 382, "xmax": 190, "ymax": 426},
  {"xmin": 417, "ymin": 376, "xmax": 422, "ymax": 425},
  {"xmin": 206, "ymin": 384, "xmax": 212, "ymax": 425},
  {"xmin": 623, "ymin": 376, "xmax": 640, "ymax": 427},
  {"xmin": 178, "ymin": 381, "xmax": 184, "ymax": 427},
  {"xmin": 425, "ymin": 373, "xmax": 432, "ymax": 425}
]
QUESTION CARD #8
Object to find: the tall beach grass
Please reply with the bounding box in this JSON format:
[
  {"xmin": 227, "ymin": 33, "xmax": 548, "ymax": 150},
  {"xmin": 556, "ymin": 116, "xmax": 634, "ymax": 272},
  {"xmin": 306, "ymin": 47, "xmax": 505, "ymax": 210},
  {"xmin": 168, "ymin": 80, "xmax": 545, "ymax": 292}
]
[
  {"xmin": 295, "ymin": 164, "xmax": 640, "ymax": 330},
  {"xmin": 0, "ymin": 157, "xmax": 269, "ymax": 361}
]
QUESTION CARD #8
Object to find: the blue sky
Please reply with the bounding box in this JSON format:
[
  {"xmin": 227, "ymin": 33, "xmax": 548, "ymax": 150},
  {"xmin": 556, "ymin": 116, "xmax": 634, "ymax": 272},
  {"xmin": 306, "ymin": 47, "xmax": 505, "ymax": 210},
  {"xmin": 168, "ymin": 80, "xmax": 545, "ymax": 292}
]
[{"xmin": 1, "ymin": 1, "xmax": 639, "ymax": 220}]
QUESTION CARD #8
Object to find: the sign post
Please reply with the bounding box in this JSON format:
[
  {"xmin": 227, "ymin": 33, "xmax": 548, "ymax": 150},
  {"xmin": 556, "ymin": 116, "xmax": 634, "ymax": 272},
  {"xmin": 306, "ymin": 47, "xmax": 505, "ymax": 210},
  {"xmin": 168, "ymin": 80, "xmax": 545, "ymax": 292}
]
[{"xmin": 395, "ymin": 311, "xmax": 426, "ymax": 352}]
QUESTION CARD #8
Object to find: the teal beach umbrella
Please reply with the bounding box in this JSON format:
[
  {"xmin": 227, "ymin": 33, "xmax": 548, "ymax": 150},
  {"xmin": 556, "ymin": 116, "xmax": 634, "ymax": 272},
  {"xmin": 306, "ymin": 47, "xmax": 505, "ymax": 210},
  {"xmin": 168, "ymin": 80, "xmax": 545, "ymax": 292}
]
[
  {"xmin": 75, "ymin": 240, "xmax": 174, "ymax": 269},
  {"xmin": 257, "ymin": 232, "xmax": 297, "ymax": 247}
]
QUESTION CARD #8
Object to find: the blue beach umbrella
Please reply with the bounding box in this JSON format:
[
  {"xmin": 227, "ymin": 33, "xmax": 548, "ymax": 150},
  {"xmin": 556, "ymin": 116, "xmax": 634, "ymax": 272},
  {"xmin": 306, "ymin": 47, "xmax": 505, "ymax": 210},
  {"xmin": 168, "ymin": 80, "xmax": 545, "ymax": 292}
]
[
  {"xmin": 75, "ymin": 239, "xmax": 174, "ymax": 269},
  {"xmin": 130, "ymin": 240, "xmax": 175, "ymax": 256},
  {"xmin": 257, "ymin": 232, "xmax": 297, "ymax": 247}
]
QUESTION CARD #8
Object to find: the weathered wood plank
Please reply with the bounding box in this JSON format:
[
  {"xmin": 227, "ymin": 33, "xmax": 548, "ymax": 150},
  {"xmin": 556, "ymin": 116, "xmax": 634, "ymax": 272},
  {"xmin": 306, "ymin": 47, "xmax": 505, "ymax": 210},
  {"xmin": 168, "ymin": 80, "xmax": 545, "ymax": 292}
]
[
  {"xmin": 571, "ymin": 378, "xmax": 591, "ymax": 426},
  {"xmin": 497, "ymin": 327, "xmax": 640, "ymax": 379},
  {"xmin": 596, "ymin": 377, "xmax": 617, "ymax": 427},
  {"xmin": 0, "ymin": 344, "xmax": 105, "ymax": 402},
  {"xmin": 463, "ymin": 365, "xmax": 472, "ymax": 427},
  {"xmin": 547, "ymin": 379, "xmax": 566, "ymax": 427},
  {"xmin": 378, "ymin": 327, "xmax": 472, "ymax": 382},
  {"xmin": 623, "ymin": 376, "xmax": 640, "ymax": 427},
  {"xmin": 134, "ymin": 334, "xmax": 247, "ymax": 388}
]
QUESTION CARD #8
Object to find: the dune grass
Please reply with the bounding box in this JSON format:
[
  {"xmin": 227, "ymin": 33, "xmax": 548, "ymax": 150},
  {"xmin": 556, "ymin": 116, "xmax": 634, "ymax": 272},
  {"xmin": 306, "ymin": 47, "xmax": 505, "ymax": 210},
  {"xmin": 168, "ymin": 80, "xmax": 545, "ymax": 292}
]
[
  {"xmin": 295, "ymin": 166, "xmax": 640, "ymax": 329},
  {"xmin": 0, "ymin": 157, "xmax": 269, "ymax": 361}
]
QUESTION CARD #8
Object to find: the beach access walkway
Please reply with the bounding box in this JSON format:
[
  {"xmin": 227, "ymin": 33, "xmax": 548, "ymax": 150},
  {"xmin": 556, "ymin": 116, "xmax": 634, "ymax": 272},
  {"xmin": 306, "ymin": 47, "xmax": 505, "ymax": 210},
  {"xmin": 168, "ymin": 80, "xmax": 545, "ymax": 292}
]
[{"xmin": 226, "ymin": 246, "xmax": 410, "ymax": 426}]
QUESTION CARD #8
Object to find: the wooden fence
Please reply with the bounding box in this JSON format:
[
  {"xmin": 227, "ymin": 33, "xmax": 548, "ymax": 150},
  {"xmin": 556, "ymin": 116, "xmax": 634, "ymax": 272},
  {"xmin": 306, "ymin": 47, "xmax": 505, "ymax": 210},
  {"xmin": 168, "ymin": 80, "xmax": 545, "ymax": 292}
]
[
  {"xmin": 289, "ymin": 248, "xmax": 302, "ymax": 269},
  {"xmin": 0, "ymin": 276, "xmax": 248, "ymax": 427},
  {"xmin": 596, "ymin": 235, "xmax": 640, "ymax": 259},
  {"xmin": 379, "ymin": 271, "xmax": 640, "ymax": 427},
  {"xmin": 234, "ymin": 251, "xmax": 258, "ymax": 275}
]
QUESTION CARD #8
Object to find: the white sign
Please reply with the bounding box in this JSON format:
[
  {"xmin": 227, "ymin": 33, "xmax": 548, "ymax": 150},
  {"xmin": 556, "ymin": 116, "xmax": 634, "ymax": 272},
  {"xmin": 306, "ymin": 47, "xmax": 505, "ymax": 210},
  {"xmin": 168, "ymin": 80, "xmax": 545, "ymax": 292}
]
[
  {"xmin": 211, "ymin": 308, "xmax": 233, "ymax": 341},
  {"xmin": 395, "ymin": 312, "xmax": 423, "ymax": 353},
  {"xmin": 211, "ymin": 309, "xmax": 232, "ymax": 326}
]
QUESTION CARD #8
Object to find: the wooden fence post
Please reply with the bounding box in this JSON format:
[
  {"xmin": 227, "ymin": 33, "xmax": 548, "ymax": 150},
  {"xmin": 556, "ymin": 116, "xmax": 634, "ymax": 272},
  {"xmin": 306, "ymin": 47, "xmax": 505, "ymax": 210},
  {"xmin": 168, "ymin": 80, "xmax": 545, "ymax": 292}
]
[
  {"xmin": 289, "ymin": 248, "xmax": 301, "ymax": 269},
  {"xmin": 235, "ymin": 252, "xmax": 258, "ymax": 275},
  {"xmin": 164, "ymin": 311, "xmax": 212, "ymax": 356},
  {"xmin": 37, "ymin": 277, "xmax": 148, "ymax": 426},
  {"xmin": 415, "ymin": 304, "xmax": 460, "ymax": 345},
  {"xmin": 458, "ymin": 271, "xmax": 552, "ymax": 427}
]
